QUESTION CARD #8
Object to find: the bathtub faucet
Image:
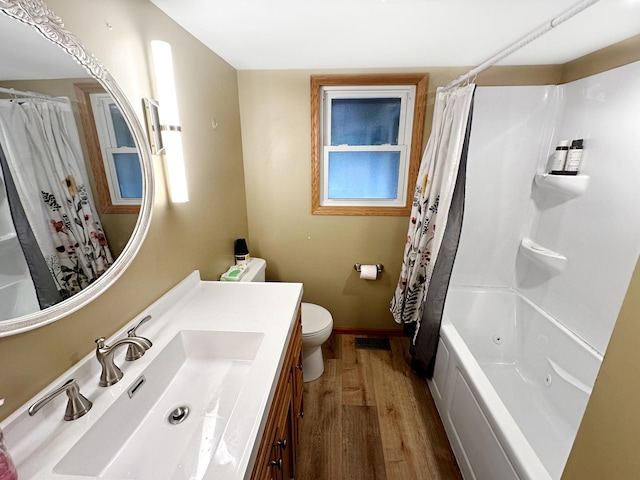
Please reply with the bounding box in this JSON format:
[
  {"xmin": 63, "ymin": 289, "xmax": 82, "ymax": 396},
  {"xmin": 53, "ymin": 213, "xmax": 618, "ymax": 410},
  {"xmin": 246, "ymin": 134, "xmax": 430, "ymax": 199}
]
[{"xmin": 95, "ymin": 336, "xmax": 153, "ymax": 387}]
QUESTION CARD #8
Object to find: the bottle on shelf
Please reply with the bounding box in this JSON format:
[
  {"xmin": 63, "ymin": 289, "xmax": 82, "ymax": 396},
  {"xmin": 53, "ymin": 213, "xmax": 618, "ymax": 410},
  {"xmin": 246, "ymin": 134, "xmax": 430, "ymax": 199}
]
[
  {"xmin": 550, "ymin": 139, "xmax": 570, "ymax": 174},
  {"xmin": 563, "ymin": 139, "xmax": 584, "ymax": 175}
]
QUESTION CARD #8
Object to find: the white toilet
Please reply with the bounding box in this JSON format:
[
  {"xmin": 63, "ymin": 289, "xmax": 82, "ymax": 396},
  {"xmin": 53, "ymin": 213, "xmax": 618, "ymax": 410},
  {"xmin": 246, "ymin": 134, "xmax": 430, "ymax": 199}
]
[{"xmin": 240, "ymin": 257, "xmax": 333, "ymax": 382}]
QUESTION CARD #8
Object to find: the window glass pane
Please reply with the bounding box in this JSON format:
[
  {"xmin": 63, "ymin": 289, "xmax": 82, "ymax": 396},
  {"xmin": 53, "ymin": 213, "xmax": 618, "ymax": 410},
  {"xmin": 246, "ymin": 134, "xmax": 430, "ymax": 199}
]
[
  {"xmin": 109, "ymin": 104, "xmax": 136, "ymax": 148},
  {"xmin": 113, "ymin": 153, "xmax": 143, "ymax": 198},
  {"xmin": 331, "ymin": 98, "xmax": 401, "ymax": 146},
  {"xmin": 328, "ymin": 151, "xmax": 400, "ymax": 199}
]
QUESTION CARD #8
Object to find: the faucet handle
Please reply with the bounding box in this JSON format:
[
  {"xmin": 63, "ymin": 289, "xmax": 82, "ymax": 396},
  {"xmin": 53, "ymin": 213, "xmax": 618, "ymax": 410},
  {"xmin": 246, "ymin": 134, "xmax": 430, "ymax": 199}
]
[
  {"xmin": 127, "ymin": 315, "xmax": 153, "ymax": 338},
  {"xmin": 28, "ymin": 379, "xmax": 92, "ymax": 421},
  {"xmin": 126, "ymin": 315, "xmax": 153, "ymax": 361}
]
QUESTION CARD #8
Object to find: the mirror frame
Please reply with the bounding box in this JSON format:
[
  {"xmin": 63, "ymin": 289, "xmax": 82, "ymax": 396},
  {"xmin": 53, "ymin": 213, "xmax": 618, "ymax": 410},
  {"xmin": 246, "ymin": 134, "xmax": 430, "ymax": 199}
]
[{"xmin": 0, "ymin": 0, "xmax": 154, "ymax": 336}]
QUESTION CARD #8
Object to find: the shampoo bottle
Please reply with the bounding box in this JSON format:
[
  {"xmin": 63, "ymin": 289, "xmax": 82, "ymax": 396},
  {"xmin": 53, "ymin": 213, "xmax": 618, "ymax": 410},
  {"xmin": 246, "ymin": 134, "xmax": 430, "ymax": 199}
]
[
  {"xmin": 564, "ymin": 139, "xmax": 584, "ymax": 175},
  {"xmin": 550, "ymin": 140, "xmax": 570, "ymax": 174}
]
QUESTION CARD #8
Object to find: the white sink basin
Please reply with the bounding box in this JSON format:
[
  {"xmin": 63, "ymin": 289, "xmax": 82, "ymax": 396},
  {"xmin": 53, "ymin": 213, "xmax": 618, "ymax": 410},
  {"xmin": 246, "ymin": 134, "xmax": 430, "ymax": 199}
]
[
  {"xmin": 1, "ymin": 274, "xmax": 303, "ymax": 480},
  {"xmin": 54, "ymin": 330, "xmax": 264, "ymax": 480}
]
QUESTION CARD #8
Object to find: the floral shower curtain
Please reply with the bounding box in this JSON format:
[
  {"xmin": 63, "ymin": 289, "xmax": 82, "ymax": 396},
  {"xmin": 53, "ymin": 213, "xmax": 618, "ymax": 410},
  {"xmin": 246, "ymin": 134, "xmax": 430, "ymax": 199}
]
[
  {"xmin": 0, "ymin": 98, "xmax": 113, "ymax": 303},
  {"xmin": 390, "ymin": 84, "xmax": 475, "ymax": 374}
]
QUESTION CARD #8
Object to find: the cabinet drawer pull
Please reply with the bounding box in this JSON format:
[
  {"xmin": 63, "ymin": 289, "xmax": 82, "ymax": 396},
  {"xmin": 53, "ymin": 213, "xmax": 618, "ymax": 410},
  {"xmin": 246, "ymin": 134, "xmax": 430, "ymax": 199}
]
[
  {"xmin": 298, "ymin": 411, "xmax": 304, "ymax": 418},
  {"xmin": 296, "ymin": 364, "xmax": 303, "ymax": 371},
  {"xmin": 277, "ymin": 438, "xmax": 287, "ymax": 450},
  {"xmin": 270, "ymin": 458, "xmax": 283, "ymax": 470}
]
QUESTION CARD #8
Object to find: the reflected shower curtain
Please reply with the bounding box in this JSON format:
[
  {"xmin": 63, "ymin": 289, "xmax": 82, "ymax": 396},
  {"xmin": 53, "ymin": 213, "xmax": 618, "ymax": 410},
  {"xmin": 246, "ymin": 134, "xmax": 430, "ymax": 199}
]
[
  {"xmin": 390, "ymin": 84, "xmax": 475, "ymax": 376},
  {"xmin": 0, "ymin": 98, "xmax": 113, "ymax": 302}
]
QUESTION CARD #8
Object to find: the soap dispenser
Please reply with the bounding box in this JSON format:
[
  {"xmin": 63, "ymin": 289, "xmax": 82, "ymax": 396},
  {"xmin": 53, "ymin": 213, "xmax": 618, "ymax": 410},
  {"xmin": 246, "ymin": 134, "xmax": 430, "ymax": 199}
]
[{"xmin": 0, "ymin": 401, "xmax": 18, "ymax": 480}]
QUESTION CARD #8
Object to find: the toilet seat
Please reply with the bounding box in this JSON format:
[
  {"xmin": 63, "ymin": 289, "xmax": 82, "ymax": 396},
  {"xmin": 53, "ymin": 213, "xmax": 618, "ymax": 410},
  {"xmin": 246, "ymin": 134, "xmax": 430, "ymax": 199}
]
[{"xmin": 301, "ymin": 303, "xmax": 333, "ymax": 339}]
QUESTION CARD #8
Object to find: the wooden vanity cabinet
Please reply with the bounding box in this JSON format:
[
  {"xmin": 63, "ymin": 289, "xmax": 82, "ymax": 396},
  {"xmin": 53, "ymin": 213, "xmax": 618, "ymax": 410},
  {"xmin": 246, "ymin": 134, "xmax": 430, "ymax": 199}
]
[{"xmin": 251, "ymin": 309, "xmax": 304, "ymax": 480}]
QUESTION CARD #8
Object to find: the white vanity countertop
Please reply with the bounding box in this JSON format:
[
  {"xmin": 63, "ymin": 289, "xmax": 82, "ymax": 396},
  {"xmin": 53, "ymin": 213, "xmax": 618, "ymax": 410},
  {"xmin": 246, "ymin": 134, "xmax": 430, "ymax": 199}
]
[{"xmin": 1, "ymin": 271, "xmax": 303, "ymax": 480}]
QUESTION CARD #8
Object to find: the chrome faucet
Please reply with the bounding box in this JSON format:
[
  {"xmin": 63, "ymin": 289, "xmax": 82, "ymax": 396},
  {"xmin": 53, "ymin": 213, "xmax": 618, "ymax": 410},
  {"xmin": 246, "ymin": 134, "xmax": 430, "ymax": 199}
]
[
  {"xmin": 95, "ymin": 336, "xmax": 153, "ymax": 387},
  {"xmin": 125, "ymin": 315, "xmax": 153, "ymax": 361},
  {"xmin": 28, "ymin": 378, "xmax": 92, "ymax": 421}
]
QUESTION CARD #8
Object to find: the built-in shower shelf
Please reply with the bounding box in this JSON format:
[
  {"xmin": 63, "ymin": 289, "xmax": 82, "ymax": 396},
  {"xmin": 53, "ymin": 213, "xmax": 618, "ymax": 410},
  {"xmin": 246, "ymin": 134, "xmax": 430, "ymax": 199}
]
[
  {"xmin": 519, "ymin": 238, "xmax": 567, "ymax": 272},
  {"xmin": 534, "ymin": 173, "xmax": 589, "ymax": 198}
]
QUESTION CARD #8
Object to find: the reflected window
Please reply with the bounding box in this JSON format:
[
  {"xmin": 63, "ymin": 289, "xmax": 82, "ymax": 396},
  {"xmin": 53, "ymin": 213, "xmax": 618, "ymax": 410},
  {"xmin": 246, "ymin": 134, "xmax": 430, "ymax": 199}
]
[
  {"xmin": 91, "ymin": 94, "xmax": 142, "ymax": 205},
  {"xmin": 74, "ymin": 82, "xmax": 141, "ymax": 214}
]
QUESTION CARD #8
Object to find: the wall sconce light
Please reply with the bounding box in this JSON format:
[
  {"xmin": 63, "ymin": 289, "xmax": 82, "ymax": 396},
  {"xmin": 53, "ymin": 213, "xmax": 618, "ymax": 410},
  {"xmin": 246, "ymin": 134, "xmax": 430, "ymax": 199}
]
[{"xmin": 151, "ymin": 40, "xmax": 189, "ymax": 203}]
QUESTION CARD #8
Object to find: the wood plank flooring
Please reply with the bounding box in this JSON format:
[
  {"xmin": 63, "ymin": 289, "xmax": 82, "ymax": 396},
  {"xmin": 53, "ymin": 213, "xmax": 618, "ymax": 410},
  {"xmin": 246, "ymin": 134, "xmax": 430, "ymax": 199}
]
[{"xmin": 296, "ymin": 334, "xmax": 462, "ymax": 480}]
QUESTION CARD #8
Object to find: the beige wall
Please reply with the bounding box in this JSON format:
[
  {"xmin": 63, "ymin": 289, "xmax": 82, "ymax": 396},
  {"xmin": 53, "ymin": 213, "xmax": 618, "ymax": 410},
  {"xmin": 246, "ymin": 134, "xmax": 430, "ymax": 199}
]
[
  {"xmin": 561, "ymin": 33, "xmax": 640, "ymax": 84},
  {"xmin": 237, "ymin": 66, "xmax": 560, "ymax": 331},
  {"xmin": 0, "ymin": 0, "xmax": 248, "ymax": 420}
]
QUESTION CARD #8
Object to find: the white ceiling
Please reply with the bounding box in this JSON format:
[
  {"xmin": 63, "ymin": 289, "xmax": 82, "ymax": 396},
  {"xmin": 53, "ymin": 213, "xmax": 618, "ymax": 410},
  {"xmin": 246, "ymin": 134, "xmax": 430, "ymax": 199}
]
[
  {"xmin": 2, "ymin": 1, "xmax": 639, "ymax": 81},
  {"xmin": 150, "ymin": 0, "xmax": 640, "ymax": 70},
  {"xmin": 0, "ymin": 13, "xmax": 89, "ymax": 81}
]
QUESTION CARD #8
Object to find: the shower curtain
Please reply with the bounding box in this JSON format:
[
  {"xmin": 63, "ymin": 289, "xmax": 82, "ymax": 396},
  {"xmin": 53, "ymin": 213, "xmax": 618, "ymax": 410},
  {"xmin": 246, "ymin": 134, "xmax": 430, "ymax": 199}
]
[
  {"xmin": 390, "ymin": 84, "xmax": 475, "ymax": 376},
  {"xmin": 0, "ymin": 98, "xmax": 113, "ymax": 305}
]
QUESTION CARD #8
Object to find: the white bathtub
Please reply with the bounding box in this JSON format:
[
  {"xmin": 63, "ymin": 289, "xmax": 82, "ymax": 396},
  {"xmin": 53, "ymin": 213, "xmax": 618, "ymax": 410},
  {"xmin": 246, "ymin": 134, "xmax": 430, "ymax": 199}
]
[
  {"xmin": 428, "ymin": 287, "xmax": 602, "ymax": 480},
  {"xmin": 0, "ymin": 233, "xmax": 39, "ymax": 320},
  {"xmin": 0, "ymin": 277, "xmax": 39, "ymax": 321}
]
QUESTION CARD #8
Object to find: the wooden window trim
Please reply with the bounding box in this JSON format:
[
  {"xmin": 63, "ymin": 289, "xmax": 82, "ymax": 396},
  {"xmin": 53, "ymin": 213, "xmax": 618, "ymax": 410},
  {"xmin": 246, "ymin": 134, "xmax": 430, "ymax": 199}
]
[
  {"xmin": 74, "ymin": 82, "xmax": 140, "ymax": 215},
  {"xmin": 311, "ymin": 73, "xmax": 428, "ymax": 216}
]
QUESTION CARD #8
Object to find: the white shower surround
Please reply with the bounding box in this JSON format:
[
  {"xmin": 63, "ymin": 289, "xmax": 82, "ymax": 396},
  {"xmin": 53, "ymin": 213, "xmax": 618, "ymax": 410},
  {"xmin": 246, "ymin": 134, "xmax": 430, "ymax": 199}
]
[
  {"xmin": 429, "ymin": 60, "xmax": 640, "ymax": 479},
  {"xmin": 453, "ymin": 61, "xmax": 640, "ymax": 355}
]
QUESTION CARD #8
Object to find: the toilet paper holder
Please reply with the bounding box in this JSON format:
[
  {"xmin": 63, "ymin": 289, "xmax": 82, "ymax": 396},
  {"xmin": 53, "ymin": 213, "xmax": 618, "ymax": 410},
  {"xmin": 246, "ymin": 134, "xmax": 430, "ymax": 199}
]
[{"xmin": 354, "ymin": 263, "xmax": 384, "ymax": 273}]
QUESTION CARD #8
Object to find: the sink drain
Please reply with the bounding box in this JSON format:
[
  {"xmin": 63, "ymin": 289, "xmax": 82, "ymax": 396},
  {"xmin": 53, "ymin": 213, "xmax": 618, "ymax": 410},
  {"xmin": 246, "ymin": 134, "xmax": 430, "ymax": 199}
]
[{"xmin": 168, "ymin": 405, "xmax": 190, "ymax": 425}]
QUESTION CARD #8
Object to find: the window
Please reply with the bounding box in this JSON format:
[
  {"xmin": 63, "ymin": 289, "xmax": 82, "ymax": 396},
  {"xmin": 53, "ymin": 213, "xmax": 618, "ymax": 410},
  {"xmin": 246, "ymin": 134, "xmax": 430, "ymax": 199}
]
[
  {"xmin": 311, "ymin": 74, "xmax": 428, "ymax": 215},
  {"xmin": 75, "ymin": 83, "xmax": 142, "ymax": 214}
]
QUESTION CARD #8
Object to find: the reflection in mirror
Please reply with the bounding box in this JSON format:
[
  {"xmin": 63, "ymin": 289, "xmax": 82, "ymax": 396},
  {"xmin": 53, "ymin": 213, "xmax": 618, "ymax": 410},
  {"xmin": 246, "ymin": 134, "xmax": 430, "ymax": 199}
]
[
  {"xmin": 0, "ymin": 93, "xmax": 116, "ymax": 311},
  {"xmin": 0, "ymin": 1, "xmax": 154, "ymax": 335},
  {"xmin": 75, "ymin": 82, "xmax": 143, "ymax": 214}
]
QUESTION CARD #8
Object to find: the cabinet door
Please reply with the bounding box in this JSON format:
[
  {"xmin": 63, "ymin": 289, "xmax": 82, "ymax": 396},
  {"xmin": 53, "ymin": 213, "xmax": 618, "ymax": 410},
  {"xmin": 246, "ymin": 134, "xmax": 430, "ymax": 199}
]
[
  {"xmin": 271, "ymin": 381, "xmax": 293, "ymax": 480},
  {"xmin": 290, "ymin": 312, "xmax": 304, "ymax": 463}
]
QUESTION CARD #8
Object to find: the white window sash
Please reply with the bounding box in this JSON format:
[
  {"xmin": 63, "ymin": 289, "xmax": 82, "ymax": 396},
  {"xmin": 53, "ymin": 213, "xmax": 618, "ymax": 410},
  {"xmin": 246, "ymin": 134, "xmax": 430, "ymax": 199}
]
[
  {"xmin": 322, "ymin": 86, "xmax": 415, "ymax": 147},
  {"xmin": 104, "ymin": 147, "xmax": 142, "ymax": 206},
  {"xmin": 322, "ymin": 145, "xmax": 408, "ymax": 207},
  {"xmin": 319, "ymin": 85, "xmax": 416, "ymax": 207}
]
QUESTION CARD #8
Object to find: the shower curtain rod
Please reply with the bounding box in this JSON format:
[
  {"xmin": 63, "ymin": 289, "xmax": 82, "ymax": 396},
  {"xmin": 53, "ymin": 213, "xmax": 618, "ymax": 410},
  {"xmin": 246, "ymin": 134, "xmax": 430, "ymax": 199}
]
[
  {"xmin": 444, "ymin": 0, "xmax": 601, "ymax": 90},
  {"xmin": 0, "ymin": 86, "xmax": 67, "ymax": 103}
]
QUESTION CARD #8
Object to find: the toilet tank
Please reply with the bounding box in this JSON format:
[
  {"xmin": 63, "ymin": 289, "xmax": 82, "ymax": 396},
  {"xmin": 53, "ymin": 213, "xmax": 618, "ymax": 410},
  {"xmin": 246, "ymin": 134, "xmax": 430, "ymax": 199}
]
[{"xmin": 240, "ymin": 257, "xmax": 266, "ymax": 282}]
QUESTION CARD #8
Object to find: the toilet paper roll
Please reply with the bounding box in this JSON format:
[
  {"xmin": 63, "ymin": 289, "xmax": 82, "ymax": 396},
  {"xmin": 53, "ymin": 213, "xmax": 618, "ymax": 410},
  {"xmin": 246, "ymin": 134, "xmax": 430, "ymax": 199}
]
[{"xmin": 360, "ymin": 264, "xmax": 378, "ymax": 281}]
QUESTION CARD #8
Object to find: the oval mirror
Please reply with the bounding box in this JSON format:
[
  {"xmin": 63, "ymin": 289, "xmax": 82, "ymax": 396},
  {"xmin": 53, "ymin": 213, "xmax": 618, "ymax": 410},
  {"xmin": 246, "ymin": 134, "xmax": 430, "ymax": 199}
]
[{"xmin": 0, "ymin": 0, "xmax": 154, "ymax": 336}]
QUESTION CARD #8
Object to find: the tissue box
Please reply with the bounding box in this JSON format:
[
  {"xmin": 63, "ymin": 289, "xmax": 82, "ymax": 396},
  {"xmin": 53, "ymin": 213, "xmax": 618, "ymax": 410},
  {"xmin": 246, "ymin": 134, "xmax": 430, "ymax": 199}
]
[{"xmin": 220, "ymin": 265, "xmax": 247, "ymax": 281}]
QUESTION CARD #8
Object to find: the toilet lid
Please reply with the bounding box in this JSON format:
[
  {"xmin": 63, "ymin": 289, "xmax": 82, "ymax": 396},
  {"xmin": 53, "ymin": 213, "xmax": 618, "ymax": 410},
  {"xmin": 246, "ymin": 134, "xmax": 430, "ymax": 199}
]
[{"xmin": 301, "ymin": 302, "xmax": 333, "ymax": 334}]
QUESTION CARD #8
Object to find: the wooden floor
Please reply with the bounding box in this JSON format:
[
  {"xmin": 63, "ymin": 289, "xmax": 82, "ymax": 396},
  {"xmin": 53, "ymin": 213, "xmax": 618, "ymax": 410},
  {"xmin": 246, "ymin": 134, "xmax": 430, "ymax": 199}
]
[{"xmin": 296, "ymin": 333, "xmax": 462, "ymax": 480}]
